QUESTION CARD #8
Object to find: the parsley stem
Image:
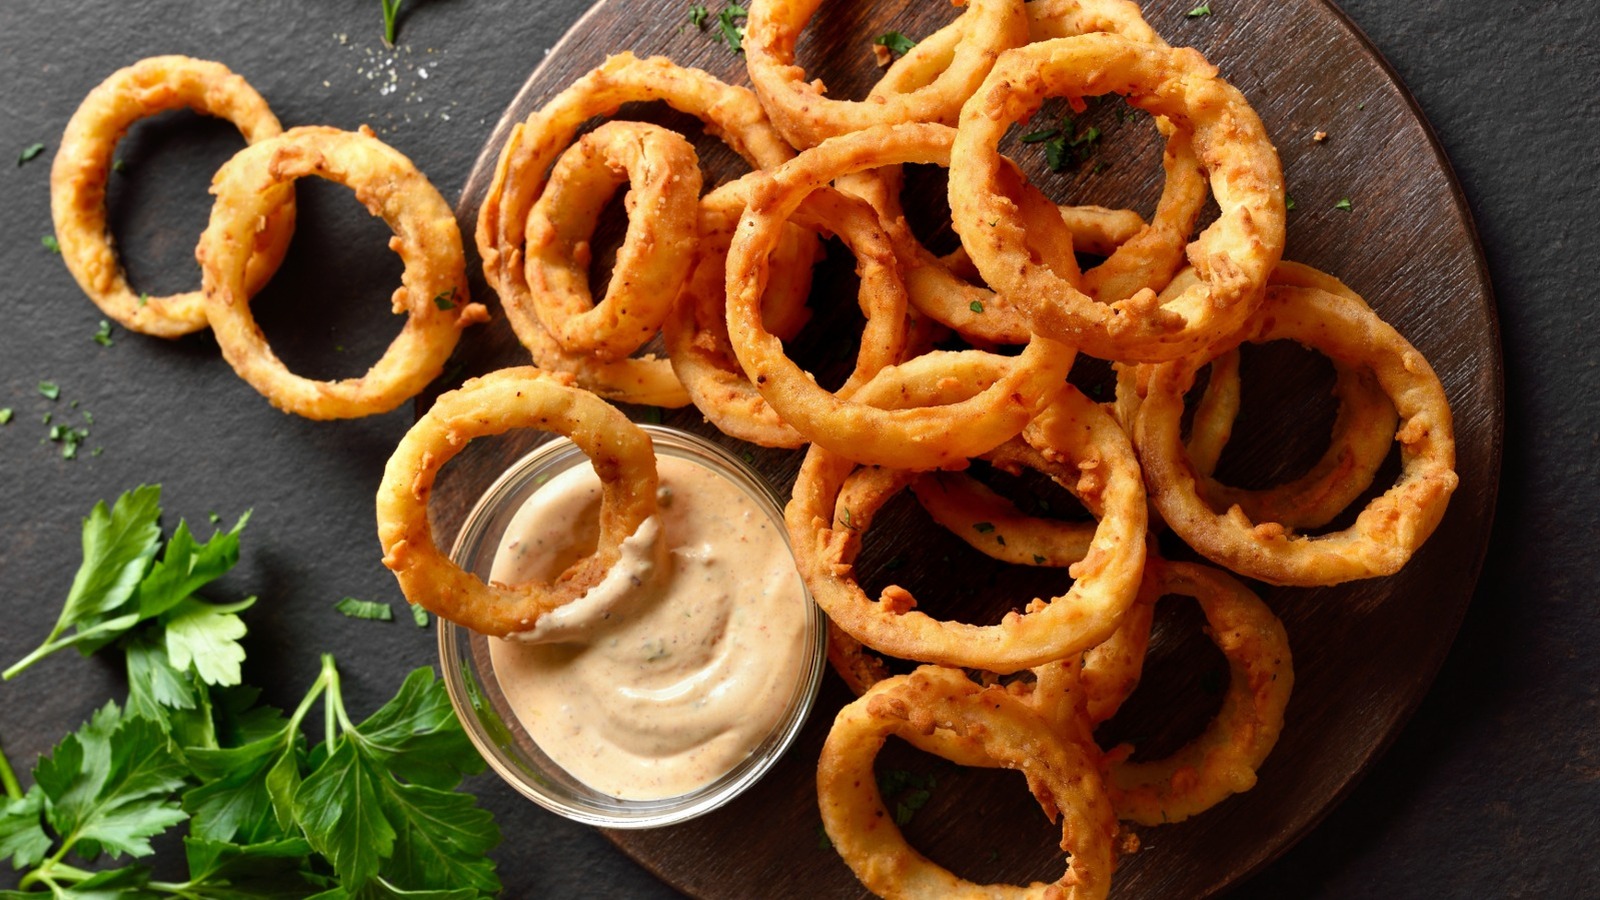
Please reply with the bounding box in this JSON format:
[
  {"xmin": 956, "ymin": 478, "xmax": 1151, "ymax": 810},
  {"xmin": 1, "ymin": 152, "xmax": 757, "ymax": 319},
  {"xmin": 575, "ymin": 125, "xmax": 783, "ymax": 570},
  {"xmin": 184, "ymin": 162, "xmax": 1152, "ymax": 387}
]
[{"xmin": 0, "ymin": 736, "xmax": 20, "ymax": 799}]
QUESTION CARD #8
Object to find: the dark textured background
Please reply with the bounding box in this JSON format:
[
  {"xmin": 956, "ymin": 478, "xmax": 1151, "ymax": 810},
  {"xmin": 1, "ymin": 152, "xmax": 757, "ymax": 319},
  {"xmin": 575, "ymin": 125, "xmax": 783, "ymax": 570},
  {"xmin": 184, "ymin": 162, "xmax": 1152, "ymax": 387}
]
[{"xmin": 0, "ymin": 1, "xmax": 1594, "ymax": 896}]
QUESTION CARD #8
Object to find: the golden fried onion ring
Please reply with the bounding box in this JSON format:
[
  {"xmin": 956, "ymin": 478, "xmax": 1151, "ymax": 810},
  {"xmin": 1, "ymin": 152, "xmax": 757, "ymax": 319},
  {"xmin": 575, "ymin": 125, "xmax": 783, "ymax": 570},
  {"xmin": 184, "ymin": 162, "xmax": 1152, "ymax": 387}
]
[
  {"xmin": 665, "ymin": 182, "xmax": 909, "ymax": 447},
  {"xmin": 727, "ymin": 123, "xmax": 1075, "ymax": 469},
  {"xmin": 51, "ymin": 55, "xmax": 295, "ymax": 338},
  {"xmin": 1135, "ymin": 284, "xmax": 1457, "ymax": 585},
  {"xmin": 818, "ymin": 665, "xmax": 1117, "ymax": 899},
  {"xmin": 745, "ymin": 0, "xmax": 1028, "ymax": 148},
  {"xmin": 525, "ymin": 121, "xmax": 701, "ymax": 361},
  {"xmin": 199, "ymin": 126, "xmax": 484, "ymax": 419},
  {"xmin": 1102, "ymin": 560, "xmax": 1293, "ymax": 825},
  {"xmin": 950, "ymin": 34, "xmax": 1285, "ymax": 362},
  {"xmin": 476, "ymin": 53, "xmax": 817, "ymax": 406},
  {"xmin": 788, "ymin": 383, "xmax": 1145, "ymax": 674},
  {"xmin": 377, "ymin": 367, "xmax": 658, "ymax": 636}
]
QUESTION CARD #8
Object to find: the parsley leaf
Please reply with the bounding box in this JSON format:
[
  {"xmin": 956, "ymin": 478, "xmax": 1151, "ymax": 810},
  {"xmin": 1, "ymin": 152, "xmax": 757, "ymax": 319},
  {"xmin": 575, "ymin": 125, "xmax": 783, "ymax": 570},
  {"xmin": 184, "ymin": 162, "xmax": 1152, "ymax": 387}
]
[
  {"xmin": 969, "ymin": 300, "xmax": 985, "ymax": 313},
  {"xmin": 874, "ymin": 31, "xmax": 917, "ymax": 57},
  {"xmin": 165, "ymin": 597, "xmax": 256, "ymax": 687},
  {"xmin": 431, "ymin": 288, "xmax": 457, "ymax": 311},
  {"xmin": 335, "ymin": 597, "xmax": 395, "ymax": 622},
  {"xmin": 37, "ymin": 381, "xmax": 60, "ymax": 400},
  {"xmin": 0, "ymin": 409, "xmax": 10, "ymax": 425},
  {"xmin": 1188, "ymin": 4, "xmax": 1212, "ymax": 17},
  {"xmin": 0, "ymin": 787, "xmax": 52, "ymax": 869},
  {"xmin": 41, "ymin": 234, "xmax": 60, "ymax": 253},
  {"xmin": 688, "ymin": 4, "xmax": 709, "ymax": 29},
  {"xmin": 1334, "ymin": 197, "xmax": 1353, "ymax": 211},
  {"xmin": 411, "ymin": 605, "xmax": 430, "ymax": 628},
  {"xmin": 4, "ymin": 486, "xmax": 161, "ymax": 679},
  {"xmin": 708, "ymin": 4, "xmax": 748, "ymax": 53},
  {"xmin": 973, "ymin": 521, "xmax": 997, "ymax": 534},
  {"xmin": 93, "ymin": 319, "xmax": 114, "ymax": 347},
  {"xmin": 18, "ymin": 143, "xmax": 46, "ymax": 166},
  {"xmin": 1285, "ymin": 194, "xmax": 1297, "ymax": 211}
]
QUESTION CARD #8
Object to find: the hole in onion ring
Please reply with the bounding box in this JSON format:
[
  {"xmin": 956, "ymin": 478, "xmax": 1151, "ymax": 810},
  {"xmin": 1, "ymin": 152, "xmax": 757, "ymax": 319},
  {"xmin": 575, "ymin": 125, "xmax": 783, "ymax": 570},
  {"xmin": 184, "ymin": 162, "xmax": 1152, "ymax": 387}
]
[
  {"xmin": 1209, "ymin": 340, "xmax": 1341, "ymax": 490},
  {"xmin": 789, "ymin": 2, "xmax": 968, "ymax": 107},
  {"xmin": 1093, "ymin": 593, "xmax": 1229, "ymax": 763},
  {"xmin": 105, "ymin": 111, "xmax": 249, "ymax": 299},
  {"xmin": 250, "ymin": 177, "xmax": 408, "ymax": 381}
]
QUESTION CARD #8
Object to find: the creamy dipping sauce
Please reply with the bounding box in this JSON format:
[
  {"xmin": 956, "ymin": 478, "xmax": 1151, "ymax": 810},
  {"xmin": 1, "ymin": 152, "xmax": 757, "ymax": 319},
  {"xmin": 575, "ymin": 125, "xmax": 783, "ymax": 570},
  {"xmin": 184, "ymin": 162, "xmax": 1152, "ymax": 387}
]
[{"xmin": 488, "ymin": 455, "xmax": 810, "ymax": 800}]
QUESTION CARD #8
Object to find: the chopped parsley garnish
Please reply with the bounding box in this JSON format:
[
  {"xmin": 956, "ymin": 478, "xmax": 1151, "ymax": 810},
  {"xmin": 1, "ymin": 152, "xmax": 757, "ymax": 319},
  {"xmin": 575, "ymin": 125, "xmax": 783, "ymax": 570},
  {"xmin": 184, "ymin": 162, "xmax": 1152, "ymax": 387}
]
[
  {"xmin": 816, "ymin": 822, "xmax": 833, "ymax": 850},
  {"xmin": 112, "ymin": 158, "xmax": 127, "ymax": 173},
  {"xmin": 688, "ymin": 4, "xmax": 709, "ymax": 29},
  {"xmin": 1334, "ymin": 197, "xmax": 1353, "ymax": 211},
  {"xmin": 741, "ymin": 449, "xmax": 757, "ymax": 465},
  {"xmin": 969, "ymin": 299, "xmax": 985, "ymax": 313},
  {"xmin": 1187, "ymin": 4, "xmax": 1212, "ymax": 17},
  {"xmin": 381, "ymin": 0, "xmax": 404, "ymax": 45},
  {"xmin": 209, "ymin": 512, "xmax": 222, "ymax": 524},
  {"xmin": 874, "ymin": 31, "xmax": 917, "ymax": 57},
  {"xmin": 1285, "ymin": 194, "xmax": 1296, "ymax": 211},
  {"xmin": 841, "ymin": 507, "xmax": 858, "ymax": 530},
  {"xmin": 432, "ymin": 287, "xmax": 457, "ymax": 311},
  {"xmin": 41, "ymin": 235, "xmax": 60, "ymax": 254},
  {"xmin": 333, "ymin": 597, "xmax": 394, "ymax": 622},
  {"xmin": 0, "ymin": 408, "xmax": 11, "ymax": 425},
  {"xmin": 973, "ymin": 521, "xmax": 996, "ymax": 534},
  {"xmin": 411, "ymin": 604, "xmax": 430, "ymax": 628},
  {"xmin": 92, "ymin": 319, "xmax": 114, "ymax": 347},
  {"xmin": 877, "ymin": 769, "xmax": 937, "ymax": 826},
  {"xmin": 1033, "ymin": 554, "xmax": 1048, "ymax": 565},
  {"xmin": 18, "ymin": 143, "xmax": 45, "ymax": 166},
  {"xmin": 37, "ymin": 381, "xmax": 60, "ymax": 401},
  {"xmin": 137, "ymin": 291, "xmax": 150, "ymax": 307},
  {"xmin": 1024, "ymin": 112, "xmax": 1103, "ymax": 173},
  {"xmin": 705, "ymin": 3, "xmax": 748, "ymax": 52}
]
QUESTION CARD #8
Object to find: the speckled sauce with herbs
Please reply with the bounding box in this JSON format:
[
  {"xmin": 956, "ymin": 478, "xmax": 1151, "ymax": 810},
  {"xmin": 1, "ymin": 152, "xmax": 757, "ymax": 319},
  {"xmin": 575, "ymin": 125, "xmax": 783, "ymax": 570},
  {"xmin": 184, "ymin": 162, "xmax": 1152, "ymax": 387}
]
[{"xmin": 487, "ymin": 455, "xmax": 810, "ymax": 800}]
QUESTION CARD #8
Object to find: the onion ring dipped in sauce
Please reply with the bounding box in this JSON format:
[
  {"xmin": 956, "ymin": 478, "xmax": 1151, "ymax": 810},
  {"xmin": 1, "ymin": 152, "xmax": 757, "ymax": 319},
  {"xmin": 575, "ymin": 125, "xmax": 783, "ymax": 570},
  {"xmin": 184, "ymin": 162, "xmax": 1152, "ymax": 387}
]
[
  {"xmin": 726, "ymin": 123, "xmax": 1076, "ymax": 469},
  {"xmin": 199, "ymin": 125, "xmax": 486, "ymax": 419},
  {"xmin": 377, "ymin": 367, "xmax": 659, "ymax": 636},
  {"xmin": 525, "ymin": 121, "xmax": 702, "ymax": 362},
  {"xmin": 818, "ymin": 665, "xmax": 1117, "ymax": 900},
  {"xmin": 487, "ymin": 452, "xmax": 811, "ymax": 801},
  {"xmin": 476, "ymin": 53, "xmax": 820, "ymax": 407},
  {"xmin": 788, "ymin": 380, "xmax": 1146, "ymax": 674},
  {"xmin": 949, "ymin": 34, "xmax": 1285, "ymax": 363},
  {"xmin": 51, "ymin": 55, "xmax": 295, "ymax": 338},
  {"xmin": 744, "ymin": 0, "xmax": 1029, "ymax": 149},
  {"xmin": 1132, "ymin": 283, "xmax": 1457, "ymax": 586}
]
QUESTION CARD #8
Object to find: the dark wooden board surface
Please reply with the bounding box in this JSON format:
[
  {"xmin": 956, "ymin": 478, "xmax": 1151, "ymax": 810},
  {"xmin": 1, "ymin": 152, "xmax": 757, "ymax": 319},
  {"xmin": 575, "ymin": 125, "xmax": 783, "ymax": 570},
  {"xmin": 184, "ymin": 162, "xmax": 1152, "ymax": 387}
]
[{"xmin": 438, "ymin": 0, "xmax": 1503, "ymax": 897}]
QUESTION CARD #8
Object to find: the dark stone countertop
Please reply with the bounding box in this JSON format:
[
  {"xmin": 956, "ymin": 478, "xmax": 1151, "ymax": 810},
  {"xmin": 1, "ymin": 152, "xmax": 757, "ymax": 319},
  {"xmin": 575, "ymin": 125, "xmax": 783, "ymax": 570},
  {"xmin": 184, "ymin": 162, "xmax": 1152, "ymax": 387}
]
[{"xmin": 0, "ymin": 0, "xmax": 1594, "ymax": 896}]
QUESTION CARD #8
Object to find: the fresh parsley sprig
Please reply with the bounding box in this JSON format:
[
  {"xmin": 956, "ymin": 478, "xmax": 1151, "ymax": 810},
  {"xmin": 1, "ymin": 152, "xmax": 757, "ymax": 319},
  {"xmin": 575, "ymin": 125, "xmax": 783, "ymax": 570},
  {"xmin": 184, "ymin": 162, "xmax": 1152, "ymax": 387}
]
[{"xmin": 381, "ymin": 0, "xmax": 404, "ymax": 45}]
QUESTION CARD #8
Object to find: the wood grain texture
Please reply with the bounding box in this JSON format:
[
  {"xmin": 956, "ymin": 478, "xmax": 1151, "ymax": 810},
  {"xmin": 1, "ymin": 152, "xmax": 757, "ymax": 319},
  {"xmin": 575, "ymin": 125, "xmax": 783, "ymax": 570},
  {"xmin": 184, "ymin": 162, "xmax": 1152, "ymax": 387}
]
[{"xmin": 438, "ymin": 0, "xmax": 1502, "ymax": 896}]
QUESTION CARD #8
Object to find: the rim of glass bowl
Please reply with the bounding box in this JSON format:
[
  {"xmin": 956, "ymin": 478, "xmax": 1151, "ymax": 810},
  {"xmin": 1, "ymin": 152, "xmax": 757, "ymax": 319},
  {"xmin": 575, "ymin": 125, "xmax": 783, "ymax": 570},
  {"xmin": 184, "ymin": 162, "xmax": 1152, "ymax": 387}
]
[{"xmin": 437, "ymin": 425, "xmax": 826, "ymax": 828}]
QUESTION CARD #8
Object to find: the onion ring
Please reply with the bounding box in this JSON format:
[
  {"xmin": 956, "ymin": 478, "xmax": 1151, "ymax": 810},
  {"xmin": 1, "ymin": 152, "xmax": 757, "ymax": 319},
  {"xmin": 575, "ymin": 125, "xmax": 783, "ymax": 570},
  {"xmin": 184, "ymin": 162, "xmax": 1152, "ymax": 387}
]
[
  {"xmin": 1101, "ymin": 560, "xmax": 1293, "ymax": 825},
  {"xmin": 664, "ymin": 181, "xmax": 909, "ymax": 447},
  {"xmin": 525, "ymin": 121, "xmax": 701, "ymax": 361},
  {"xmin": 727, "ymin": 123, "xmax": 1075, "ymax": 468},
  {"xmin": 476, "ymin": 53, "xmax": 817, "ymax": 406},
  {"xmin": 950, "ymin": 34, "xmax": 1285, "ymax": 362},
  {"xmin": 788, "ymin": 383, "xmax": 1145, "ymax": 673},
  {"xmin": 50, "ymin": 55, "xmax": 295, "ymax": 338},
  {"xmin": 745, "ymin": 0, "xmax": 1028, "ymax": 148},
  {"xmin": 818, "ymin": 665, "xmax": 1117, "ymax": 899},
  {"xmin": 1134, "ymin": 284, "xmax": 1457, "ymax": 585},
  {"xmin": 198, "ymin": 125, "xmax": 486, "ymax": 419},
  {"xmin": 376, "ymin": 366, "xmax": 658, "ymax": 636}
]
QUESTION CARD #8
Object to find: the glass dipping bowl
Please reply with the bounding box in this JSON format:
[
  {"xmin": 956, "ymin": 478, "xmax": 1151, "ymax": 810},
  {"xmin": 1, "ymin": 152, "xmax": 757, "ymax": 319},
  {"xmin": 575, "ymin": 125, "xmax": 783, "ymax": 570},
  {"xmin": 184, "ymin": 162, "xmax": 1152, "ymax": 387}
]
[{"xmin": 438, "ymin": 425, "xmax": 825, "ymax": 828}]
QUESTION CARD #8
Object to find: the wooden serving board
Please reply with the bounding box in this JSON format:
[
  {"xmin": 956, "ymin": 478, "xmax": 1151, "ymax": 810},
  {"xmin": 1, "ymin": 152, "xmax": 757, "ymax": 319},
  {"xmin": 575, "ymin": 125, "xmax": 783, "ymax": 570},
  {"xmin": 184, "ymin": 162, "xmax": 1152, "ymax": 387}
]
[{"xmin": 436, "ymin": 0, "xmax": 1502, "ymax": 896}]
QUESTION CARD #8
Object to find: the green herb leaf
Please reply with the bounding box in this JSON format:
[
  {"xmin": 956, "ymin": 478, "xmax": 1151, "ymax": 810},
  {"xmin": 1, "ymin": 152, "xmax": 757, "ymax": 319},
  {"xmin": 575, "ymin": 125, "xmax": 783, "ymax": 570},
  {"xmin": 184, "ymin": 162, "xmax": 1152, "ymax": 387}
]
[
  {"xmin": 335, "ymin": 597, "xmax": 394, "ymax": 622},
  {"xmin": 1033, "ymin": 554, "xmax": 1048, "ymax": 564},
  {"xmin": 34, "ymin": 703, "xmax": 189, "ymax": 860},
  {"xmin": 688, "ymin": 4, "xmax": 709, "ymax": 29},
  {"xmin": 93, "ymin": 319, "xmax": 114, "ymax": 347},
  {"xmin": 41, "ymin": 235, "xmax": 60, "ymax": 254},
  {"xmin": 710, "ymin": 4, "xmax": 748, "ymax": 52},
  {"xmin": 18, "ymin": 143, "xmax": 45, "ymax": 166},
  {"xmin": 973, "ymin": 521, "xmax": 996, "ymax": 534},
  {"xmin": 0, "ymin": 787, "xmax": 52, "ymax": 869},
  {"xmin": 1043, "ymin": 136, "xmax": 1069, "ymax": 172},
  {"xmin": 873, "ymin": 31, "xmax": 917, "ymax": 57},
  {"xmin": 0, "ymin": 409, "xmax": 11, "ymax": 425},
  {"xmin": 969, "ymin": 300, "xmax": 984, "ymax": 314},
  {"xmin": 38, "ymin": 381, "xmax": 60, "ymax": 400},
  {"xmin": 137, "ymin": 512, "xmax": 251, "ymax": 620},
  {"xmin": 410, "ymin": 605, "xmax": 430, "ymax": 628},
  {"xmin": 165, "ymin": 597, "xmax": 256, "ymax": 687},
  {"xmin": 1020, "ymin": 129, "xmax": 1058, "ymax": 143},
  {"xmin": 431, "ymin": 288, "xmax": 456, "ymax": 311},
  {"xmin": 1187, "ymin": 4, "xmax": 1212, "ymax": 17},
  {"xmin": 295, "ymin": 739, "xmax": 396, "ymax": 887},
  {"xmin": 1285, "ymin": 194, "xmax": 1296, "ymax": 211},
  {"xmin": 1334, "ymin": 197, "xmax": 1353, "ymax": 211},
  {"xmin": 4, "ymin": 486, "xmax": 161, "ymax": 679},
  {"xmin": 113, "ymin": 158, "xmax": 127, "ymax": 173},
  {"xmin": 381, "ymin": 0, "xmax": 404, "ymax": 45}
]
